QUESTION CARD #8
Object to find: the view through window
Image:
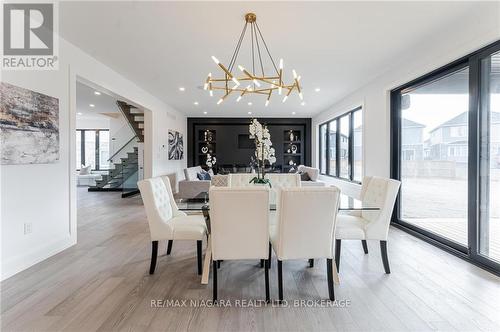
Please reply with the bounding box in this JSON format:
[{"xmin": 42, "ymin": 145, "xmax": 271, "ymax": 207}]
[
  {"xmin": 400, "ymin": 67, "xmax": 469, "ymax": 246},
  {"xmin": 319, "ymin": 107, "xmax": 362, "ymax": 182}
]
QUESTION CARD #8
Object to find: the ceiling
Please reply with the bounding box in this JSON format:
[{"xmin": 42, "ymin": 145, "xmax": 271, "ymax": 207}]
[
  {"xmin": 76, "ymin": 81, "xmax": 119, "ymax": 121},
  {"xmin": 61, "ymin": 1, "xmax": 480, "ymax": 118}
]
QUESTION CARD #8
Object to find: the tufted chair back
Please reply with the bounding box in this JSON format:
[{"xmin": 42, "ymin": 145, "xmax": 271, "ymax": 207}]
[
  {"xmin": 209, "ymin": 186, "xmax": 270, "ymax": 260},
  {"xmin": 228, "ymin": 173, "xmax": 256, "ymax": 187},
  {"xmin": 361, "ymin": 176, "xmax": 401, "ymax": 240},
  {"xmin": 273, "ymin": 187, "xmax": 340, "ymax": 260},
  {"xmin": 265, "ymin": 173, "xmax": 301, "ymax": 205},
  {"xmin": 138, "ymin": 177, "xmax": 179, "ymax": 240}
]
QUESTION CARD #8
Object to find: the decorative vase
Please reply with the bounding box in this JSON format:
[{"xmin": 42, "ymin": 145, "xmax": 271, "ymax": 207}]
[
  {"xmin": 289, "ymin": 131, "xmax": 294, "ymax": 141},
  {"xmin": 291, "ymin": 144, "xmax": 297, "ymax": 154}
]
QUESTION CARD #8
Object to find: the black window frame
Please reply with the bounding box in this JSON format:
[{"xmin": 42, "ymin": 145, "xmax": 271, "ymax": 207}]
[
  {"xmin": 390, "ymin": 39, "xmax": 500, "ymax": 275},
  {"xmin": 319, "ymin": 106, "xmax": 362, "ymax": 184},
  {"xmin": 76, "ymin": 129, "xmax": 110, "ymax": 171}
]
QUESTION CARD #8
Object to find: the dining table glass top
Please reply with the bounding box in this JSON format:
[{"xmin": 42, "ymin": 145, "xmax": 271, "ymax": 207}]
[{"xmin": 175, "ymin": 192, "xmax": 380, "ymax": 211}]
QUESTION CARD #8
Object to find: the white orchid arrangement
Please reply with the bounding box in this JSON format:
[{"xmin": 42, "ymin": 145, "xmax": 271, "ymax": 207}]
[
  {"xmin": 206, "ymin": 153, "xmax": 216, "ymax": 168},
  {"xmin": 249, "ymin": 119, "xmax": 276, "ymax": 185}
]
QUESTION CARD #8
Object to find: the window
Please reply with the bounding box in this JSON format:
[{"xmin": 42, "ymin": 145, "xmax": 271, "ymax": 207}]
[
  {"xmin": 391, "ymin": 40, "xmax": 500, "ymax": 273},
  {"xmin": 399, "ymin": 66, "xmax": 470, "ymax": 247},
  {"xmin": 319, "ymin": 107, "xmax": 362, "ymax": 182},
  {"xmin": 319, "ymin": 124, "xmax": 327, "ymax": 172},
  {"xmin": 76, "ymin": 129, "xmax": 110, "ymax": 170},
  {"xmin": 328, "ymin": 121, "xmax": 337, "ymax": 176}
]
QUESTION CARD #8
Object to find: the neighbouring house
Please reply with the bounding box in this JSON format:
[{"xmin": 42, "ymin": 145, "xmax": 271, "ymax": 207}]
[{"xmin": 401, "ymin": 119, "xmax": 425, "ymax": 161}]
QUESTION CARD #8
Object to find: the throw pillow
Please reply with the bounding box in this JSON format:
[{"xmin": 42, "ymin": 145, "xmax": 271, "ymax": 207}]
[
  {"xmin": 197, "ymin": 170, "xmax": 212, "ymax": 180},
  {"xmin": 79, "ymin": 165, "xmax": 91, "ymax": 175},
  {"xmin": 298, "ymin": 171, "xmax": 310, "ymax": 181}
]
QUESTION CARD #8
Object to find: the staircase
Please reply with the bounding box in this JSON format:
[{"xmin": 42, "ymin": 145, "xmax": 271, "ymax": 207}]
[
  {"xmin": 88, "ymin": 100, "xmax": 144, "ymax": 197},
  {"xmin": 91, "ymin": 146, "xmax": 139, "ymax": 189},
  {"xmin": 116, "ymin": 101, "xmax": 144, "ymax": 142}
]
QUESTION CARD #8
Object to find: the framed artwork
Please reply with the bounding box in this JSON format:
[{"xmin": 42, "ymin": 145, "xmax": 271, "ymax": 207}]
[
  {"xmin": 168, "ymin": 129, "xmax": 183, "ymax": 160},
  {"xmin": 0, "ymin": 82, "xmax": 59, "ymax": 164}
]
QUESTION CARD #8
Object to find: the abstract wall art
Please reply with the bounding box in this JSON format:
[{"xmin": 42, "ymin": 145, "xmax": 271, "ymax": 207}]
[
  {"xmin": 168, "ymin": 129, "xmax": 183, "ymax": 160},
  {"xmin": 0, "ymin": 82, "xmax": 59, "ymax": 165}
]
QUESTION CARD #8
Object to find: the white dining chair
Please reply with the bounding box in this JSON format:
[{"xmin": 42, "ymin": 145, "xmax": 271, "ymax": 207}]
[
  {"xmin": 270, "ymin": 186, "xmax": 341, "ymax": 301},
  {"xmin": 227, "ymin": 173, "xmax": 256, "ymax": 187},
  {"xmin": 138, "ymin": 176, "xmax": 207, "ymax": 275},
  {"xmin": 335, "ymin": 176, "xmax": 401, "ymax": 274},
  {"xmin": 265, "ymin": 173, "xmax": 301, "ymax": 206},
  {"xmin": 209, "ymin": 186, "xmax": 270, "ymax": 302}
]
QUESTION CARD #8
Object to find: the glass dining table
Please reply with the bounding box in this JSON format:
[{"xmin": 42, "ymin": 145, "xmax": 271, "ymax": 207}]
[
  {"xmin": 175, "ymin": 192, "xmax": 380, "ymax": 285},
  {"xmin": 175, "ymin": 192, "xmax": 380, "ymax": 212}
]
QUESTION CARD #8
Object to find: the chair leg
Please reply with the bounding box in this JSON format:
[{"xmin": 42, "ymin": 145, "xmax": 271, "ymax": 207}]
[
  {"xmin": 308, "ymin": 259, "xmax": 314, "ymax": 268},
  {"xmin": 260, "ymin": 259, "xmax": 264, "ymax": 268},
  {"xmin": 167, "ymin": 240, "xmax": 173, "ymax": 255},
  {"xmin": 197, "ymin": 240, "xmax": 202, "ymax": 275},
  {"xmin": 149, "ymin": 241, "xmax": 158, "ymax": 275},
  {"xmin": 380, "ymin": 240, "xmax": 391, "ymax": 274},
  {"xmin": 326, "ymin": 258, "xmax": 335, "ymax": 301},
  {"xmin": 335, "ymin": 239, "xmax": 341, "ymax": 272},
  {"xmin": 268, "ymin": 242, "xmax": 272, "ymax": 269},
  {"xmin": 264, "ymin": 259, "xmax": 270, "ymax": 303},
  {"xmin": 277, "ymin": 260, "xmax": 283, "ymax": 302},
  {"xmin": 213, "ymin": 260, "xmax": 218, "ymax": 301},
  {"xmin": 362, "ymin": 240, "xmax": 368, "ymax": 254}
]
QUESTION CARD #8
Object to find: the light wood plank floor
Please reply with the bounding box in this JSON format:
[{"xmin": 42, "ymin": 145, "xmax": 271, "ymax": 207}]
[{"xmin": 1, "ymin": 188, "xmax": 500, "ymax": 332}]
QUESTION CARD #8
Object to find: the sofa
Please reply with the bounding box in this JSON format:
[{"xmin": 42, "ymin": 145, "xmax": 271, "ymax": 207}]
[
  {"xmin": 178, "ymin": 166, "xmax": 211, "ymax": 199},
  {"xmin": 76, "ymin": 171, "xmax": 104, "ymax": 186},
  {"xmin": 297, "ymin": 165, "xmax": 325, "ymax": 187}
]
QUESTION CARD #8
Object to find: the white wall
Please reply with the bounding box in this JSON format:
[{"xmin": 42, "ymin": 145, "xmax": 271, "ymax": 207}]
[
  {"xmin": 1, "ymin": 36, "xmax": 187, "ymax": 280},
  {"xmin": 312, "ymin": 3, "xmax": 500, "ymax": 197},
  {"xmin": 76, "ymin": 116, "xmax": 110, "ymax": 130}
]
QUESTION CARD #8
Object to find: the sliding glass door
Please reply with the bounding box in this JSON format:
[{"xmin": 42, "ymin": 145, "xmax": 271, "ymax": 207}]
[
  {"xmin": 400, "ymin": 67, "xmax": 469, "ymax": 247},
  {"xmin": 391, "ymin": 40, "xmax": 500, "ymax": 272},
  {"xmin": 479, "ymin": 50, "xmax": 500, "ymax": 264}
]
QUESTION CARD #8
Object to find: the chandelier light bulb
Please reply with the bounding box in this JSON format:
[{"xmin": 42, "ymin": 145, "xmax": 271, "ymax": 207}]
[
  {"xmin": 236, "ymin": 96, "xmax": 242, "ymax": 102},
  {"xmin": 293, "ymin": 69, "xmax": 298, "ymax": 79},
  {"xmin": 209, "ymin": 90, "xmax": 213, "ymax": 97},
  {"xmin": 299, "ymin": 92, "xmax": 303, "ymax": 100},
  {"xmin": 211, "ymin": 56, "xmax": 220, "ymax": 64},
  {"xmin": 253, "ymin": 79, "xmax": 261, "ymax": 87},
  {"xmin": 217, "ymin": 98, "xmax": 224, "ymax": 105},
  {"xmin": 279, "ymin": 58, "xmax": 283, "ymax": 69},
  {"xmin": 278, "ymin": 86, "xmax": 282, "ymax": 95},
  {"xmin": 282, "ymin": 95, "xmax": 288, "ymax": 103},
  {"xmin": 232, "ymin": 77, "xmax": 240, "ymax": 86},
  {"xmin": 265, "ymin": 100, "xmax": 269, "ymax": 107},
  {"xmin": 238, "ymin": 65, "xmax": 245, "ymax": 72},
  {"xmin": 203, "ymin": 83, "xmax": 208, "ymax": 90}
]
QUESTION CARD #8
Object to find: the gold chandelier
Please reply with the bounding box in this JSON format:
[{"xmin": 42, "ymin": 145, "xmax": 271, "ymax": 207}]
[{"xmin": 204, "ymin": 12, "xmax": 303, "ymax": 106}]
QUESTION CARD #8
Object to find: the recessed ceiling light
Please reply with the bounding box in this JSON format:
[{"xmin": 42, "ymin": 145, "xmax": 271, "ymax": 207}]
[
  {"xmin": 248, "ymin": 111, "xmax": 252, "ymax": 115},
  {"xmin": 203, "ymin": 111, "xmax": 207, "ymax": 115},
  {"xmin": 179, "ymin": 87, "xmax": 185, "ymax": 92},
  {"xmin": 292, "ymin": 112, "xmax": 296, "ymax": 115},
  {"xmin": 301, "ymin": 101, "xmax": 305, "ymax": 106},
  {"xmin": 94, "ymin": 91, "xmax": 101, "ymax": 95},
  {"xmin": 248, "ymin": 102, "xmax": 252, "ymax": 106},
  {"xmin": 314, "ymin": 88, "xmax": 321, "ymax": 92},
  {"xmin": 194, "ymin": 101, "xmax": 199, "ymax": 105},
  {"xmin": 77, "ymin": 112, "xmax": 83, "ymax": 115},
  {"xmin": 89, "ymin": 104, "xmax": 95, "ymax": 107}
]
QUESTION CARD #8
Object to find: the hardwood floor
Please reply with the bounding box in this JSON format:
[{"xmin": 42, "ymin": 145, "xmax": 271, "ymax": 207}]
[{"xmin": 2, "ymin": 187, "xmax": 500, "ymax": 331}]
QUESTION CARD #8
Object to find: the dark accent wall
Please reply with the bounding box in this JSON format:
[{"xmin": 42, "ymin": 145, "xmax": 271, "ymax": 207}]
[{"xmin": 187, "ymin": 117, "xmax": 311, "ymax": 172}]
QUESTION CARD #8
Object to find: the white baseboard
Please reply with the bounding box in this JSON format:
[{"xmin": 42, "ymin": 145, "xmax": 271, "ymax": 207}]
[{"xmin": 1, "ymin": 235, "xmax": 76, "ymax": 281}]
